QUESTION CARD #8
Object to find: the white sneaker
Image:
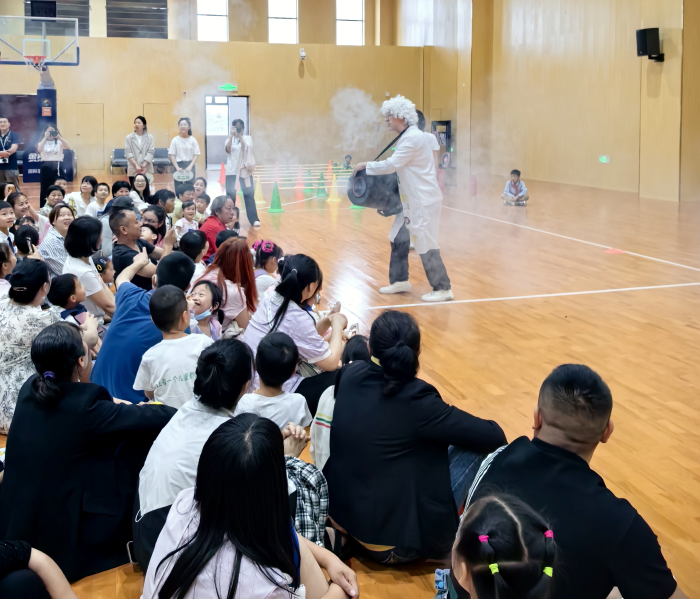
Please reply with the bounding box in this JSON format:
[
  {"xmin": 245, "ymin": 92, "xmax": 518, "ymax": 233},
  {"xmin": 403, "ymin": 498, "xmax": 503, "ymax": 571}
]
[
  {"xmin": 253, "ymin": 221, "xmax": 261, "ymax": 227},
  {"xmin": 379, "ymin": 281, "xmax": 412, "ymax": 294},
  {"xmin": 421, "ymin": 289, "xmax": 454, "ymax": 302}
]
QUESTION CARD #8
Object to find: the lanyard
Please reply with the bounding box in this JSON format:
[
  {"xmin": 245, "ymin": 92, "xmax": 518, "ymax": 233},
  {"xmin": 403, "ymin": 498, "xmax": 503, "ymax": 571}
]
[{"xmin": 0, "ymin": 132, "xmax": 11, "ymax": 152}]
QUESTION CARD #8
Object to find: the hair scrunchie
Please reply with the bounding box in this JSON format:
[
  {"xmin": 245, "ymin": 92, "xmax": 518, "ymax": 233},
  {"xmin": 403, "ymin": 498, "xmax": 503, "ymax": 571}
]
[{"xmin": 43, "ymin": 371, "xmax": 55, "ymax": 380}]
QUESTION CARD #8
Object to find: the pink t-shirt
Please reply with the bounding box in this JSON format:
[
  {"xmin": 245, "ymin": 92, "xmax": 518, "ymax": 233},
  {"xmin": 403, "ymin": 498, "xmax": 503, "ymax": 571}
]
[
  {"xmin": 200, "ymin": 268, "xmax": 247, "ymax": 330},
  {"xmin": 242, "ymin": 291, "xmax": 331, "ymax": 393}
]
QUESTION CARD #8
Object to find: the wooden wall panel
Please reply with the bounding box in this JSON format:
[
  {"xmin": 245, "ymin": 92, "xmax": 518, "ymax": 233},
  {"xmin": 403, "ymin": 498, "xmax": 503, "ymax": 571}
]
[
  {"xmin": 1, "ymin": 37, "xmax": 421, "ymax": 174},
  {"xmin": 489, "ymin": 0, "xmax": 642, "ymax": 193},
  {"xmin": 680, "ymin": 0, "xmax": 700, "ymax": 201},
  {"xmin": 470, "ymin": 0, "xmax": 493, "ymax": 187},
  {"xmin": 455, "ymin": 0, "xmax": 472, "ymax": 193},
  {"xmin": 75, "ymin": 103, "xmax": 104, "ymax": 171}
]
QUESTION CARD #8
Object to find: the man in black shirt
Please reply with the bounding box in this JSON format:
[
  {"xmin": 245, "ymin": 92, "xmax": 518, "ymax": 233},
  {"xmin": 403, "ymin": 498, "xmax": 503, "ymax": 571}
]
[
  {"xmin": 110, "ymin": 209, "xmax": 176, "ymax": 291},
  {"xmin": 459, "ymin": 364, "xmax": 687, "ymax": 599}
]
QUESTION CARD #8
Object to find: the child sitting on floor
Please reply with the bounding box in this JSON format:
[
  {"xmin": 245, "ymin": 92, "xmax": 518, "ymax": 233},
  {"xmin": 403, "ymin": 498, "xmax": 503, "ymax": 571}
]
[
  {"xmin": 140, "ymin": 224, "xmax": 159, "ymax": 245},
  {"xmin": 252, "ymin": 239, "xmax": 284, "ymax": 299},
  {"xmin": 194, "ymin": 192, "xmax": 210, "ymax": 223},
  {"xmin": 39, "ymin": 185, "xmax": 66, "ymax": 216},
  {"xmin": 47, "ymin": 273, "xmax": 89, "ymax": 326},
  {"xmin": 234, "ymin": 331, "xmax": 312, "ymax": 428},
  {"xmin": 180, "ymin": 230, "xmax": 208, "ymax": 286},
  {"xmin": 134, "ymin": 285, "xmax": 214, "ymax": 408},
  {"xmin": 309, "ymin": 335, "xmax": 370, "ymax": 470},
  {"xmin": 175, "ymin": 200, "xmax": 199, "ymax": 240},
  {"xmin": 502, "ymin": 169, "xmax": 529, "ymax": 206},
  {"xmin": 172, "ymin": 183, "xmax": 195, "ymax": 222},
  {"xmin": 92, "ymin": 254, "xmax": 115, "ymax": 293},
  {"xmin": 188, "ymin": 280, "xmax": 223, "ymax": 340},
  {"xmin": 13, "ymin": 225, "xmax": 39, "ymax": 262}
]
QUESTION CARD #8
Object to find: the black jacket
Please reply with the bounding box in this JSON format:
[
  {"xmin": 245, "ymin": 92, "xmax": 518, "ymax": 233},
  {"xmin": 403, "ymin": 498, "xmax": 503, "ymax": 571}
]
[
  {"xmin": 324, "ymin": 361, "xmax": 507, "ymax": 558},
  {"xmin": 0, "ymin": 376, "xmax": 175, "ymax": 581}
]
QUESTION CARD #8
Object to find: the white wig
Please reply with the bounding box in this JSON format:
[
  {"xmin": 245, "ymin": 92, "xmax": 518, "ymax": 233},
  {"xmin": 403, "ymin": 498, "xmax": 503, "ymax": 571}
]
[{"xmin": 380, "ymin": 95, "xmax": 418, "ymax": 126}]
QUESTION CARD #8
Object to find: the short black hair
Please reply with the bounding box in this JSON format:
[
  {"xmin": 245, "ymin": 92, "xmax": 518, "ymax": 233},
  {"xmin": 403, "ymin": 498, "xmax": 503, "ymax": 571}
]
[
  {"xmin": 256, "ymin": 332, "xmax": 299, "ymax": 388},
  {"xmin": 112, "ymin": 180, "xmax": 131, "ymax": 196},
  {"xmin": 155, "ymin": 252, "xmax": 195, "ymax": 291},
  {"xmin": 14, "ymin": 225, "xmax": 39, "ymax": 254},
  {"xmin": 96, "ymin": 182, "xmax": 110, "ymax": 192},
  {"xmin": 149, "ymin": 285, "xmax": 187, "ymax": 332},
  {"xmin": 48, "ymin": 202, "xmax": 74, "ymax": 224},
  {"xmin": 64, "ymin": 216, "xmax": 102, "ymax": 258},
  {"xmin": 232, "ymin": 118, "xmax": 244, "ymax": 129},
  {"xmin": 154, "ymin": 189, "xmax": 175, "ymax": 206},
  {"xmin": 109, "ymin": 209, "xmax": 132, "ymax": 235},
  {"xmin": 538, "ymin": 364, "xmax": 612, "ymax": 443},
  {"xmin": 182, "ymin": 200, "xmax": 195, "ymax": 211},
  {"xmin": 53, "ymin": 176, "xmax": 67, "ymax": 184},
  {"xmin": 197, "ymin": 193, "xmax": 211, "ymax": 206},
  {"xmin": 215, "ymin": 229, "xmax": 239, "ymax": 248},
  {"xmin": 179, "ymin": 230, "xmax": 207, "ymax": 261},
  {"xmin": 47, "ymin": 273, "xmax": 79, "ymax": 308},
  {"xmin": 45, "ymin": 185, "xmax": 65, "ymax": 199},
  {"xmin": 345, "ymin": 155, "xmax": 351, "ymax": 160},
  {"xmin": 176, "ymin": 183, "xmax": 194, "ymax": 197},
  {"xmin": 141, "ymin": 223, "xmax": 157, "ymax": 236},
  {"xmin": 511, "ymin": 169, "xmax": 521, "ymax": 177},
  {"xmin": 0, "ymin": 200, "xmax": 12, "ymax": 213},
  {"xmin": 80, "ymin": 176, "xmax": 98, "ymax": 196}
]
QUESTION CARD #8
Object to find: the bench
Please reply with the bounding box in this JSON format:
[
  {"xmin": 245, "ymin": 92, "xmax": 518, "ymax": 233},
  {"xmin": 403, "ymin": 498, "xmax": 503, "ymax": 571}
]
[{"xmin": 111, "ymin": 148, "xmax": 172, "ymax": 174}]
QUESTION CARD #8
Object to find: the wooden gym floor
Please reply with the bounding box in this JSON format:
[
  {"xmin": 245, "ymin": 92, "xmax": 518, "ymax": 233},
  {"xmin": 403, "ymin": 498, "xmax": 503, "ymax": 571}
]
[{"xmin": 2, "ymin": 175, "xmax": 700, "ymax": 597}]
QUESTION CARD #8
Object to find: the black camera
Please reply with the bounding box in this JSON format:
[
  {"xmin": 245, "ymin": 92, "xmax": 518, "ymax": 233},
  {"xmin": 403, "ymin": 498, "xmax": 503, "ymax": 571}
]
[{"xmin": 235, "ymin": 126, "xmax": 243, "ymax": 134}]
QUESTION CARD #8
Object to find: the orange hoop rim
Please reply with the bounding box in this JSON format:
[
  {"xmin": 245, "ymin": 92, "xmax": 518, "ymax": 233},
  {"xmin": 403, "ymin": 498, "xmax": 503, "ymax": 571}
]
[{"xmin": 23, "ymin": 55, "xmax": 46, "ymax": 64}]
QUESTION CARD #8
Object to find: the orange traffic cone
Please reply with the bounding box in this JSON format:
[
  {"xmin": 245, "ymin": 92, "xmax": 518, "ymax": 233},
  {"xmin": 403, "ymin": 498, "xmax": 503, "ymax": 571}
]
[
  {"xmin": 325, "ymin": 162, "xmax": 333, "ymax": 192},
  {"xmin": 218, "ymin": 163, "xmax": 226, "ymax": 192}
]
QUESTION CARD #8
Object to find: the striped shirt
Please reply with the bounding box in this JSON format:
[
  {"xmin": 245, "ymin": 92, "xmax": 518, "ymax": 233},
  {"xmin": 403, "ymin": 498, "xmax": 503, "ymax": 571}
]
[{"xmin": 38, "ymin": 226, "xmax": 67, "ymax": 278}]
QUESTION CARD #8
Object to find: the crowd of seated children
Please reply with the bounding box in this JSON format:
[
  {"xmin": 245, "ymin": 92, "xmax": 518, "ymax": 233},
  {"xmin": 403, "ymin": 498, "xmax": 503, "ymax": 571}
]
[
  {"xmin": 134, "ymin": 285, "xmax": 214, "ymax": 408},
  {"xmin": 253, "ymin": 239, "xmax": 284, "ymax": 299},
  {"xmin": 502, "ymin": 169, "xmax": 529, "ymax": 206},
  {"xmin": 188, "ymin": 279, "xmax": 223, "ymax": 340},
  {"xmin": 235, "ymin": 331, "xmax": 312, "ymax": 429},
  {"xmin": 178, "ymin": 230, "xmax": 208, "ymax": 285}
]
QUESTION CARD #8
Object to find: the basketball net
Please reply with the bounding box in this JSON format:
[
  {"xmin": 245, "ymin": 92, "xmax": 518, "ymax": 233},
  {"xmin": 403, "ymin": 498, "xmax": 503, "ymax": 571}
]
[{"xmin": 23, "ymin": 55, "xmax": 47, "ymax": 73}]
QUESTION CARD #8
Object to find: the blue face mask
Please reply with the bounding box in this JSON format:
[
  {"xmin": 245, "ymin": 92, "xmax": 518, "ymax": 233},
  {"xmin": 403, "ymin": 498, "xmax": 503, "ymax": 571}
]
[{"xmin": 194, "ymin": 309, "xmax": 212, "ymax": 321}]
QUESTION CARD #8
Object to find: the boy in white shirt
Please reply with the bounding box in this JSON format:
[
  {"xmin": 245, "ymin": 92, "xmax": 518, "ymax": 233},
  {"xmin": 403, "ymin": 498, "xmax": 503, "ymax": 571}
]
[
  {"xmin": 86, "ymin": 182, "xmax": 110, "ymax": 218},
  {"xmin": 134, "ymin": 285, "xmax": 213, "ymax": 408},
  {"xmin": 502, "ymin": 169, "xmax": 529, "ymax": 206},
  {"xmin": 235, "ymin": 332, "xmax": 312, "ymax": 428}
]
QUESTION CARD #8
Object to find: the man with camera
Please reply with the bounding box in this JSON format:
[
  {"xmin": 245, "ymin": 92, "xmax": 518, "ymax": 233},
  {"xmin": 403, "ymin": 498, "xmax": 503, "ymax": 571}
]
[
  {"xmin": 0, "ymin": 116, "xmax": 21, "ymax": 191},
  {"xmin": 224, "ymin": 119, "xmax": 259, "ymax": 227}
]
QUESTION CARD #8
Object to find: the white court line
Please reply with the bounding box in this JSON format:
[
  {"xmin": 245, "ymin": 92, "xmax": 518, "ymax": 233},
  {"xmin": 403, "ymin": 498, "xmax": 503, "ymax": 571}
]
[
  {"xmin": 365, "ymin": 282, "xmax": 700, "ymax": 310},
  {"xmin": 443, "ymin": 206, "xmax": 700, "ymax": 274}
]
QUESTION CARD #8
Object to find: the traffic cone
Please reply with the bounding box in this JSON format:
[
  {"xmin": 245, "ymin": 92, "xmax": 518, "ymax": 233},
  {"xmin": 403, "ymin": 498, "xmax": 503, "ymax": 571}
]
[
  {"xmin": 268, "ymin": 182, "xmax": 284, "ymax": 213},
  {"xmin": 218, "ymin": 163, "xmax": 226, "ymax": 191},
  {"xmin": 325, "ymin": 162, "xmax": 333, "ymax": 190},
  {"xmin": 274, "ymin": 161, "xmax": 280, "ymax": 184},
  {"xmin": 295, "ymin": 167, "xmax": 304, "ymax": 189},
  {"xmin": 350, "ymin": 202, "xmax": 365, "ymax": 210},
  {"xmin": 316, "ymin": 173, "xmax": 329, "ymax": 198},
  {"xmin": 254, "ymin": 176, "xmax": 265, "ymax": 205},
  {"xmin": 304, "ymin": 170, "xmax": 315, "ymax": 194},
  {"xmin": 327, "ymin": 174, "xmax": 341, "ymax": 202}
]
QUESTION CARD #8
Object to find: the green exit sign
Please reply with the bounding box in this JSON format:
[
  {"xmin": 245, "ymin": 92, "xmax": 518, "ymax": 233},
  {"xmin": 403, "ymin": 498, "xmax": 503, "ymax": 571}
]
[
  {"xmin": 599, "ymin": 155, "xmax": 610, "ymax": 164},
  {"xmin": 219, "ymin": 84, "xmax": 238, "ymax": 91}
]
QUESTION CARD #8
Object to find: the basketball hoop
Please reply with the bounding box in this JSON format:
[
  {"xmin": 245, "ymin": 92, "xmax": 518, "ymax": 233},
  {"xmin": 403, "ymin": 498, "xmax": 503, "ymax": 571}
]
[{"xmin": 23, "ymin": 55, "xmax": 47, "ymax": 72}]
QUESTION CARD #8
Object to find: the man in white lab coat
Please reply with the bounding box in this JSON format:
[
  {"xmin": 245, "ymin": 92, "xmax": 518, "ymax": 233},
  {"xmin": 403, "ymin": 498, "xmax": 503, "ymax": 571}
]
[{"xmin": 354, "ymin": 95, "xmax": 453, "ymax": 302}]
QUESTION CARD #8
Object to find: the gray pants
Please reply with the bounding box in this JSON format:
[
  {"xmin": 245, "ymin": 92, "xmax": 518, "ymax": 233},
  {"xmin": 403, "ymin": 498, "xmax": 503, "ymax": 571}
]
[{"xmin": 0, "ymin": 169, "xmax": 20, "ymax": 191}]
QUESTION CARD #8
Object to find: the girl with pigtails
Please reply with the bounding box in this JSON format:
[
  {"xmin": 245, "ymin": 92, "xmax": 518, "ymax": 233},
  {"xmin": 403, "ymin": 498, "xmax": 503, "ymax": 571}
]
[
  {"xmin": 452, "ymin": 494, "xmax": 556, "ymax": 599},
  {"xmin": 252, "ymin": 239, "xmax": 284, "ymax": 299}
]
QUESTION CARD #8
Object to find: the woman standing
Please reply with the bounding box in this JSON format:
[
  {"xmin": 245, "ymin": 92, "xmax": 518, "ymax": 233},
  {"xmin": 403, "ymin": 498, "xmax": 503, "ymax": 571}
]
[
  {"xmin": 224, "ymin": 119, "xmax": 260, "ymax": 227},
  {"xmin": 38, "ymin": 204, "xmax": 75, "ymax": 278},
  {"xmin": 62, "ymin": 217, "xmax": 115, "ymax": 322},
  {"xmin": 168, "ymin": 117, "xmax": 200, "ymax": 182},
  {"xmin": 37, "ymin": 125, "xmax": 70, "ymax": 208},
  {"xmin": 0, "ymin": 260, "xmax": 61, "ymax": 434},
  {"xmin": 125, "ymin": 116, "xmax": 155, "ymax": 187},
  {"xmin": 199, "ymin": 195, "xmax": 235, "ymax": 261},
  {"xmin": 0, "ymin": 321, "xmax": 175, "ymax": 581}
]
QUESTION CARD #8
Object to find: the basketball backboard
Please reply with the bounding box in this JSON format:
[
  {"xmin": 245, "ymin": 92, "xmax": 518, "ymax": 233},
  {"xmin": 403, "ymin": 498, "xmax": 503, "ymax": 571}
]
[{"xmin": 0, "ymin": 16, "xmax": 79, "ymax": 67}]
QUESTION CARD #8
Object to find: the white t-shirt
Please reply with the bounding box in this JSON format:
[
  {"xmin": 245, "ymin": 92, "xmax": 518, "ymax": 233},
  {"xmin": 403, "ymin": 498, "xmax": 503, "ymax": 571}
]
[
  {"xmin": 254, "ymin": 270, "xmax": 278, "ymax": 300},
  {"xmin": 175, "ymin": 218, "xmax": 198, "ymax": 240},
  {"xmin": 224, "ymin": 135, "xmax": 253, "ymax": 176},
  {"xmin": 134, "ymin": 335, "xmax": 214, "ymax": 408},
  {"xmin": 128, "ymin": 191, "xmax": 149, "ymax": 213},
  {"xmin": 241, "ymin": 292, "xmax": 331, "ymax": 393},
  {"xmin": 85, "ymin": 202, "xmax": 107, "ymax": 219},
  {"xmin": 134, "ymin": 133, "xmax": 143, "ymax": 148},
  {"xmin": 65, "ymin": 192, "xmax": 95, "ymax": 217},
  {"xmin": 40, "ymin": 139, "xmax": 63, "ymax": 162},
  {"xmin": 36, "ymin": 213, "xmax": 50, "ymax": 243},
  {"xmin": 62, "ymin": 256, "xmax": 106, "ymax": 323},
  {"xmin": 234, "ymin": 391, "xmax": 312, "ymax": 429},
  {"xmin": 168, "ymin": 136, "xmax": 201, "ymax": 163},
  {"xmin": 189, "ymin": 261, "xmax": 206, "ymax": 289}
]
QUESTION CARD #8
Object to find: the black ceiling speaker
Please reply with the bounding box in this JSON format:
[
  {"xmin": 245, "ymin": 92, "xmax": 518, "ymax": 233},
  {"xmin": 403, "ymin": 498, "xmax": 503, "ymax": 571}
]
[{"xmin": 636, "ymin": 28, "xmax": 664, "ymax": 62}]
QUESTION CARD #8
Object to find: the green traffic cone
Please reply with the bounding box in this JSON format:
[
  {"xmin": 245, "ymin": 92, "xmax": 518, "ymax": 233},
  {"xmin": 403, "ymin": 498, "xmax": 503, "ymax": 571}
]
[
  {"xmin": 316, "ymin": 173, "xmax": 329, "ymax": 198},
  {"xmin": 350, "ymin": 203, "xmax": 365, "ymax": 210},
  {"xmin": 267, "ymin": 182, "xmax": 284, "ymax": 213},
  {"xmin": 304, "ymin": 170, "xmax": 314, "ymax": 194}
]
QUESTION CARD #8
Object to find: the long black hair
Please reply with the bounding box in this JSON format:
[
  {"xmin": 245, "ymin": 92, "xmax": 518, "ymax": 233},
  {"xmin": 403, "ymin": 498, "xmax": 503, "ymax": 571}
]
[
  {"xmin": 30, "ymin": 322, "xmax": 86, "ymax": 407},
  {"xmin": 142, "ymin": 205, "xmax": 167, "ymax": 240},
  {"xmin": 270, "ymin": 254, "xmax": 322, "ymax": 332},
  {"xmin": 178, "ymin": 117, "xmax": 192, "ymax": 136},
  {"xmin": 131, "ymin": 173, "xmax": 153, "ymax": 204},
  {"xmin": 156, "ymin": 414, "xmax": 300, "ymax": 599},
  {"xmin": 454, "ymin": 494, "xmax": 556, "ymax": 599},
  {"xmin": 135, "ymin": 115, "xmax": 148, "ymax": 132},
  {"xmin": 369, "ymin": 310, "xmax": 421, "ymax": 396}
]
